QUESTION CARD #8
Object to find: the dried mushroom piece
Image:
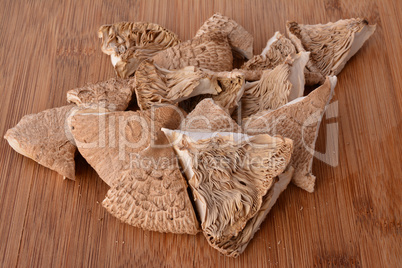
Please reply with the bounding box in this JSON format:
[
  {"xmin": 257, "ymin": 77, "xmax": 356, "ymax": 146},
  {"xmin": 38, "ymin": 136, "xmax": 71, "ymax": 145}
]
[
  {"xmin": 235, "ymin": 52, "xmax": 309, "ymax": 119},
  {"xmin": 152, "ymin": 32, "xmax": 233, "ymax": 72},
  {"xmin": 162, "ymin": 129, "xmax": 293, "ymax": 253},
  {"xmin": 287, "ymin": 18, "xmax": 376, "ymax": 77},
  {"xmin": 102, "ymin": 166, "xmax": 200, "ymax": 235},
  {"xmin": 134, "ymin": 60, "xmax": 221, "ymax": 110},
  {"xmin": 4, "ymin": 105, "xmax": 78, "ymax": 180},
  {"xmin": 213, "ymin": 167, "xmax": 294, "ymax": 257},
  {"xmin": 243, "ymin": 76, "xmax": 337, "ymax": 192},
  {"xmin": 241, "ymin": 32, "xmax": 296, "ymax": 71},
  {"xmin": 180, "ymin": 70, "xmax": 245, "ymax": 114},
  {"xmin": 98, "ymin": 22, "xmax": 181, "ymax": 78},
  {"xmin": 68, "ymin": 105, "xmax": 184, "ymax": 186},
  {"xmin": 195, "ymin": 13, "xmax": 253, "ymax": 59},
  {"xmin": 67, "ymin": 78, "xmax": 135, "ymax": 111},
  {"xmin": 180, "ymin": 98, "xmax": 242, "ymax": 133},
  {"xmin": 70, "ymin": 105, "xmax": 199, "ymax": 234}
]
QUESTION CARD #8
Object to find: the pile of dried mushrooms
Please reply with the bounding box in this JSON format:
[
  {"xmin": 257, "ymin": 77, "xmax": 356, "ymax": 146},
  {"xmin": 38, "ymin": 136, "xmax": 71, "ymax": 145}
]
[{"xmin": 4, "ymin": 13, "xmax": 376, "ymax": 257}]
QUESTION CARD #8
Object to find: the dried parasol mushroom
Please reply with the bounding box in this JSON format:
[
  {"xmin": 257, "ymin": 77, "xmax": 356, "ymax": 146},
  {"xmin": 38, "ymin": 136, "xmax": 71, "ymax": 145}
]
[
  {"xmin": 235, "ymin": 52, "xmax": 309, "ymax": 120},
  {"xmin": 152, "ymin": 32, "xmax": 233, "ymax": 72},
  {"xmin": 243, "ymin": 76, "xmax": 337, "ymax": 192},
  {"xmin": 67, "ymin": 78, "xmax": 135, "ymax": 111},
  {"xmin": 179, "ymin": 70, "xmax": 245, "ymax": 114},
  {"xmin": 180, "ymin": 98, "xmax": 242, "ymax": 133},
  {"xmin": 211, "ymin": 167, "xmax": 294, "ymax": 257},
  {"xmin": 195, "ymin": 13, "xmax": 253, "ymax": 59},
  {"xmin": 4, "ymin": 105, "xmax": 79, "ymax": 180},
  {"xmin": 134, "ymin": 60, "xmax": 221, "ymax": 110},
  {"xmin": 98, "ymin": 22, "xmax": 181, "ymax": 78},
  {"xmin": 69, "ymin": 105, "xmax": 200, "ymax": 234},
  {"xmin": 241, "ymin": 31, "xmax": 296, "ymax": 71},
  {"xmin": 162, "ymin": 129, "xmax": 293, "ymax": 255},
  {"xmin": 286, "ymin": 18, "xmax": 376, "ymax": 78}
]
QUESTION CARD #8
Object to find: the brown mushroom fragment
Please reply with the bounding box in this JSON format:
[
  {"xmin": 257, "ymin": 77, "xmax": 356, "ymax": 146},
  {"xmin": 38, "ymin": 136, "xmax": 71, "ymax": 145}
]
[
  {"xmin": 67, "ymin": 78, "xmax": 135, "ymax": 111},
  {"xmin": 180, "ymin": 98, "xmax": 242, "ymax": 133},
  {"xmin": 235, "ymin": 52, "xmax": 309, "ymax": 120},
  {"xmin": 287, "ymin": 18, "xmax": 376, "ymax": 77},
  {"xmin": 180, "ymin": 70, "xmax": 245, "ymax": 114},
  {"xmin": 211, "ymin": 167, "xmax": 294, "ymax": 257},
  {"xmin": 69, "ymin": 105, "xmax": 200, "ymax": 234},
  {"xmin": 134, "ymin": 60, "xmax": 221, "ymax": 110},
  {"xmin": 98, "ymin": 22, "xmax": 181, "ymax": 78},
  {"xmin": 152, "ymin": 32, "xmax": 233, "ymax": 72},
  {"xmin": 243, "ymin": 76, "xmax": 337, "ymax": 192},
  {"xmin": 4, "ymin": 105, "xmax": 79, "ymax": 180},
  {"xmin": 162, "ymin": 129, "xmax": 293, "ymax": 254},
  {"xmin": 241, "ymin": 32, "xmax": 296, "ymax": 71},
  {"xmin": 195, "ymin": 13, "xmax": 253, "ymax": 59}
]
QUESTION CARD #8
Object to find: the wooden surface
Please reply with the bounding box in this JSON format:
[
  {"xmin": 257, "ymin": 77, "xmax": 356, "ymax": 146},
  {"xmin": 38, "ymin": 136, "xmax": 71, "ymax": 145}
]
[{"xmin": 1, "ymin": 0, "xmax": 401, "ymax": 267}]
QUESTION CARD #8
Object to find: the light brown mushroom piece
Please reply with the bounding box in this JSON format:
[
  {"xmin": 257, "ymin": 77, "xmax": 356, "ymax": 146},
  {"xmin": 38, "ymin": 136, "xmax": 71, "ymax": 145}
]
[
  {"xmin": 195, "ymin": 13, "xmax": 253, "ymax": 59},
  {"xmin": 179, "ymin": 70, "xmax": 245, "ymax": 114},
  {"xmin": 152, "ymin": 32, "xmax": 233, "ymax": 72},
  {"xmin": 162, "ymin": 129, "xmax": 293, "ymax": 256},
  {"xmin": 134, "ymin": 60, "xmax": 222, "ymax": 110},
  {"xmin": 98, "ymin": 22, "xmax": 181, "ymax": 78},
  {"xmin": 180, "ymin": 98, "xmax": 242, "ymax": 133},
  {"xmin": 286, "ymin": 18, "xmax": 376, "ymax": 78},
  {"xmin": 212, "ymin": 167, "xmax": 294, "ymax": 257},
  {"xmin": 4, "ymin": 105, "xmax": 79, "ymax": 180},
  {"xmin": 234, "ymin": 52, "xmax": 309, "ymax": 120},
  {"xmin": 67, "ymin": 78, "xmax": 135, "ymax": 111},
  {"xmin": 69, "ymin": 105, "xmax": 200, "ymax": 234},
  {"xmin": 243, "ymin": 76, "xmax": 337, "ymax": 192},
  {"xmin": 239, "ymin": 32, "xmax": 324, "ymax": 85}
]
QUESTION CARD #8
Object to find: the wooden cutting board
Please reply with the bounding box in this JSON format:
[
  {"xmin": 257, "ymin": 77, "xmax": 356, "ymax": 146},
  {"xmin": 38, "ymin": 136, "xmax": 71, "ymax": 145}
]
[{"xmin": 0, "ymin": 0, "xmax": 400, "ymax": 267}]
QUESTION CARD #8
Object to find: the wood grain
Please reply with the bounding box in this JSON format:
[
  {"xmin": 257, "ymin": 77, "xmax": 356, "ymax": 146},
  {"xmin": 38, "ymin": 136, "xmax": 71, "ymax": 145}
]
[{"xmin": 1, "ymin": 0, "xmax": 401, "ymax": 267}]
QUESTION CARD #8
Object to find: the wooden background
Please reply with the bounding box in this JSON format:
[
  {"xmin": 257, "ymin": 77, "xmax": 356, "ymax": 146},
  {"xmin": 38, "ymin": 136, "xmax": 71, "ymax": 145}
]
[{"xmin": 1, "ymin": 0, "xmax": 401, "ymax": 267}]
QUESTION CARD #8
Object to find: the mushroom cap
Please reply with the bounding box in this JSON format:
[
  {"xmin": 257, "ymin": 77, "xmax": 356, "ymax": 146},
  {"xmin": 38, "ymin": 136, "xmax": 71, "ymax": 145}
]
[
  {"xmin": 69, "ymin": 105, "xmax": 200, "ymax": 234},
  {"xmin": 180, "ymin": 98, "xmax": 242, "ymax": 133},
  {"xmin": 179, "ymin": 70, "xmax": 246, "ymax": 115},
  {"xmin": 102, "ymin": 166, "xmax": 200, "ymax": 235},
  {"xmin": 211, "ymin": 167, "xmax": 294, "ymax": 257},
  {"xmin": 162, "ymin": 129, "xmax": 293, "ymax": 250},
  {"xmin": 242, "ymin": 76, "xmax": 337, "ymax": 192},
  {"xmin": 67, "ymin": 78, "xmax": 136, "ymax": 111},
  {"xmin": 98, "ymin": 21, "xmax": 181, "ymax": 78},
  {"xmin": 286, "ymin": 18, "xmax": 376, "ymax": 77},
  {"xmin": 152, "ymin": 32, "xmax": 233, "ymax": 72},
  {"xmin": 134, "ymin": 60, "xmax": 221, "ymax": 110},
  {"xmin": 241, "ymin": 32, "xmax": 296, "ymax": 71},
  {"xmin": 195, "ymin": 13, "xmax": 253, "ymax": 59},
  {"xmin": 68, "ymin": 105, "xmax": 185, "ymax": 186},
  {"xmin": 4, "ymin": 105, "xmax": 78, "ymax": 180},
  {"xmin": 235, "ymin": 52, "xmax": 309, "ymax": 120}
]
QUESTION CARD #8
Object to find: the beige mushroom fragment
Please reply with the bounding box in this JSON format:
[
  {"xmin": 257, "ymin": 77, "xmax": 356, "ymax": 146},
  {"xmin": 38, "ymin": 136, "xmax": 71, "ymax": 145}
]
[
  {"xmin": 179, "ymin": 70, "xmax": 245, "ymax": 114},
  {"xmin": 67, "ymin": 78, "xmax": 135, "ymax": 111},
  {"xmin": 180, "ymin": 98, "xmax": 242, "ymax": 133},
  {"xmin": 134, "ymin": 60, "xmax": 222, "ymax": 110},
  {"xmin": 69, "ymin": 105, "xmax": 200, "ymax": 234},
  {"xmin": 241, "ymin": 32, "xmax": 296, "ymax": 71},
  {"xmin": 152, "ymin": 32, "xmax": 233, "ymax": 72},
  {"xmin": 195, "ymin": 13, "xmax": 253, "ymax": 59},
  {"xmin": 235, "ymin": 52, "xmax": 309, "ymax": 120},
  {"xmin": 4, "ymin": 105, "xmax": 79, "ymax": 180},
  {"xmin": 98, "ymin": 22, "xmax": 181, "ymax": 78},
  {"xmin": 162, "ymin": 129, "xmax": 293, "ymax": 255},
  {"xmin": 243, "ymin": 76, "xmax": 337, "ymax": 192},
  {"xmin": 211, "ymin": 167, "xmax": 294, "ymax": 257},
  {"xmin": 287, "ymin": 18, "xmax": 376, "ymax": 78}
]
